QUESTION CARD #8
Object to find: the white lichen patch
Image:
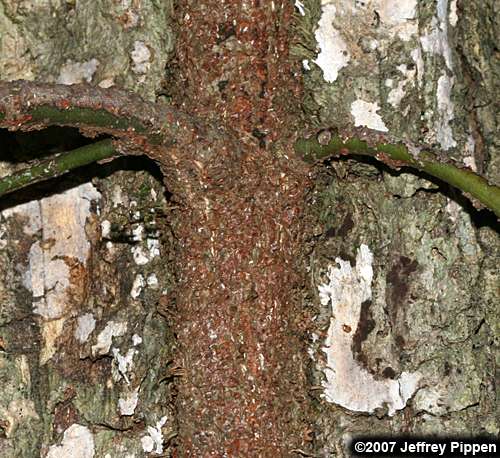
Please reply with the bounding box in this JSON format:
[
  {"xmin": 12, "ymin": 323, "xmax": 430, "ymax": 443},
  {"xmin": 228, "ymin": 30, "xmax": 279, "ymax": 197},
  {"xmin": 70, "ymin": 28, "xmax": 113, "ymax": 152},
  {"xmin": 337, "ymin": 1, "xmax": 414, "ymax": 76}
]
[
  {"xmin": 147, "ymin": 237, "xmax": 160, "ymax": 259},
  {"xmin": 411, "ymin": 47, "xmax": 424, "ymax": 86},
  {"xmin": 120, "ymin": 8, "xmax": 140, "ymax": 29},
  {"xmin": 131, "ymin": 274, "xmax": 145, "ymax": 298},
  {"xmin": 146, "ymin": 273, "xmax": 159, "ymax": 289},
  {"xmin": 40, "ymin": 318, "xmax": 65, "ymax": 364},
  {"xmin": 112, "ymin": 347, "xmax": 137, "ymax": 384},
  {"xmin": 132, "ymin": 224, "xmax": 144, "ymax": 242},
  {"xmin": 1, "ymin": 200, "xmax": 41, "ymax": 236},
  {"xmin": 435, "ymin": 72, "xmax": 457, "ymax": 150},
  {"xmin": 57, "ymin": 58, "xmax": 99, "ymax": 85},
  {"xmin": 350, "ymin": 99, "xmax": 388, "ymax": 132},
  {"xmin": 75, "ymin": 313, "xmax": 97, "ymax": 343},
  {"xmin": 111, "ymin": 335, "xmax": 142, "ymax": 385},
  {"xmin": 92, "ymin": 321, "xmax": 128, "ymax": 356},
  {"xmin": 46, "ymin": 424, "xmax": 95, "ymax": 458},
  {"xmin": 101, "ymin": 220, "xmax": 111, "ymax": 239},
  {"xmin": 98, "ymin": 78, "xmax": 115, "ymax": 89},
  {"xmin": 318, "ymin": 244, "xmax": 420, "ymax": 415},
  {"xmin": 420, "ymin": 0, "xmax": 453, "ymax": 70},
  {"xmin": 131, "ymin": 232, "xmax": 160, "ymax": 265},
  {"xmin": 2, "ymin": 183, "xmax": 100, "ymax": 363},
  {"xmin": 0, "ymin": 21, "xmax": 34, "ymax": 81},
  {"xmin": 131, "ymin": 41, "xmax": 151, "ymax": 75},
  {"xmin": 463, "ymin": 135, "xmax": 477, "ymax": 171},
  {"xmin": 132, "ymin": 245, "xmax": 150, "ymax": 265},
  {"xmin": 7, "ymin": 183, "xmax": 101, "ymax": 320},
  {"xmin": 449, "ymin": 0, "xmax": 458, "ymax": 26},
  {"xmin": 141, "ymin": 416, "xmax": 168, "ymax": 455},
  {"xmin": 387, "ymin": 64, "xmax": 416, "ymax": 107},
  {"xmin": 314, "ymin": 3, "xmax": 350, "ymax": 83},
  {"xmin": 295, "ymin": 0, "xmax": 306, "ymax": 16},
  {"xmin": 132, "ymin": 334, "xmax": 143, "ymax": 346},
  {"xmin": 111, "ymin": 185, "xmax": 127, "ymax": 207},
  {"xmin": 130, "ymin": 218, "xmax": 160, "ymax": 266},
  {"xmin": 118, "ymin": 386, "xmax": 139, "ymax": 416},
  {"xmin": 0, "ymin": 399, "xmax": 39, "ymax": 437},
  {"xmin": 445, "ymin": 199, "xmax": 462, "ymax": 223},
  {"xmin": 373, "ymin": 0, "xmax": 418, "ymax": 41},
  {"xmin": 413, "ymin": 383, "xmax": 447, "ymax": 416}
]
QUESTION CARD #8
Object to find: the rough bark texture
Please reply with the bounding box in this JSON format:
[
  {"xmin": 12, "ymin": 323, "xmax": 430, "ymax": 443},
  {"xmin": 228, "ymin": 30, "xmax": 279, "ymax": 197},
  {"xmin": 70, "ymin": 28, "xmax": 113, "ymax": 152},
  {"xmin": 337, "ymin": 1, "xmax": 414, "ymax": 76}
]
[
  {"xmin": 0, "ymin": 0, "xmax": 498, "ymax": 457},
  {"xmin": 294, "ymin": 0, "xmax": 499, "ymax": 454},
  {"xmin": 0, "ymin": 2, "xmax": 179, "ymax": 457}
]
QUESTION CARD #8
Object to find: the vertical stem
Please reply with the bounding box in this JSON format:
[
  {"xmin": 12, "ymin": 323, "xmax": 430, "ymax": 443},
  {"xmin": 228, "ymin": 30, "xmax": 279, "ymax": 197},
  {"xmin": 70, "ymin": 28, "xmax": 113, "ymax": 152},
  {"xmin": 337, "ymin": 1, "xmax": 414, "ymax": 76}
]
[
  {"xmin": 169, "ymin": 0, "xmax": 313, "ymax": 454},
  {"xmin": 172, "ymin": 153, "xmax": 311, "ymax": 454}
]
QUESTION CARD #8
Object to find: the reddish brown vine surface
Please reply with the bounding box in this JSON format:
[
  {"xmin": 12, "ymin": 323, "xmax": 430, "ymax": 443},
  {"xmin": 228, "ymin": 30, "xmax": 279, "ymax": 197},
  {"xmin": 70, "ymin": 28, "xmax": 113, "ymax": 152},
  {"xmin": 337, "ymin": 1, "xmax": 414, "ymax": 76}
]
[{"xmin": 166, "ymin": 1, "xmax": 313, "ymax": 455}]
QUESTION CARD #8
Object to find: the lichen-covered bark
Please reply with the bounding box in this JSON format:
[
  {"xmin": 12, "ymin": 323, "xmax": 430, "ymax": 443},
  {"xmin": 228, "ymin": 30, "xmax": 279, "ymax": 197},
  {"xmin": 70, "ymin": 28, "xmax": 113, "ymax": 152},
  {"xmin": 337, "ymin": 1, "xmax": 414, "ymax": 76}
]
[
  {"xmin": 0, "ymin": 0, "xmax": 174, "ymax": 99},
  {"xmin": 294, "ymin": 0, "xmax": 499, "ymax": 455},
  {"xmin": 0, "ymin": 2, "xmax": 178, "ymax": 457}
]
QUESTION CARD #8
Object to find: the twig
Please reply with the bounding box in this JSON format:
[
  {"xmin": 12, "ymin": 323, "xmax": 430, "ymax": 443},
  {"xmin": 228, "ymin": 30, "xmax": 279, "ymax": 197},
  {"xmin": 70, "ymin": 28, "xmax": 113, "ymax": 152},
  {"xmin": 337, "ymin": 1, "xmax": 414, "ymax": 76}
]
[
  {"xmin": 295, "ymin": 134, "xmax": 500, "ymax": 218},
  {"xmin": 0, "ymin": 139, "xmax": 116, "ymax": 197}
]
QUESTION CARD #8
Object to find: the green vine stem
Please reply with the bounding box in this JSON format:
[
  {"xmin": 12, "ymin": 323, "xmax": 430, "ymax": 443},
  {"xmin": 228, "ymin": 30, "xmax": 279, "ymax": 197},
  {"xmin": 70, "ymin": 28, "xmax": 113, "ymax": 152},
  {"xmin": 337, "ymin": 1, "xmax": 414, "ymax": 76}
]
[
  {"xmin": 295, "ymin": 134, "xmax": 500, "ymax": 218},
  {"xmin": 0, "ymin": 139, "xmax": 116, "ymax": 197},
  {"xmin": 0, "ymin": 80, "xmax": 499, "ymax": 217}
]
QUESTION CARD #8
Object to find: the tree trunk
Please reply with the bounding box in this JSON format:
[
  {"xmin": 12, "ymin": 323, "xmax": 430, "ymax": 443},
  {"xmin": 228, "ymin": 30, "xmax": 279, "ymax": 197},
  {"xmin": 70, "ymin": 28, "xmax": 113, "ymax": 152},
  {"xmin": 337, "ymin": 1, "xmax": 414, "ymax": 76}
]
[{"xmin": 0, "ymin": 0, "xmax": 497, "ymax": 457}]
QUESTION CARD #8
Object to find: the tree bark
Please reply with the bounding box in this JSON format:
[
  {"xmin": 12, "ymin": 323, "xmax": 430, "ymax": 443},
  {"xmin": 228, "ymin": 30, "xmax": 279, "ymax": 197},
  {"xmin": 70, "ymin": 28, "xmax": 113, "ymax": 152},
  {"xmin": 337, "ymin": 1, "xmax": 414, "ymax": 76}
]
[{"xmin": 0, "ymin": 0, "xmax": 498, "ymax": 457}]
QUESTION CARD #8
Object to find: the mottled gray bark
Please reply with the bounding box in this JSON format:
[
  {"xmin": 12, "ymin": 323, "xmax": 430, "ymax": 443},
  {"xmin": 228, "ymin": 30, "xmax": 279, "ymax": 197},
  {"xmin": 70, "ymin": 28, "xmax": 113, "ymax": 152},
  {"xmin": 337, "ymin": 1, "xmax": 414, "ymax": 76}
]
[
  {"xmin": 0, "ymin": 2, "xmax": 177, "ymax": 457},
  {"xmin": 0, "ymin": 0, "xmax": 497, "ymax": 457},
  {"xmin": 295, "ymin": 0, "xmax": 499, "ymax": 455}
]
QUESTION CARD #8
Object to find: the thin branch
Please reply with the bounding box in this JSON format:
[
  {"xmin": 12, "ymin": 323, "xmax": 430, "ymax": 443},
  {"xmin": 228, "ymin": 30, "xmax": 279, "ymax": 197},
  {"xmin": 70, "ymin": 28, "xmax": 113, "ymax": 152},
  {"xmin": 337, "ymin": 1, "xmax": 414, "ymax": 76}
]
[
  {"xmin": 295, "ymin": 134, "xmax": 500, "ymax": 218},
  {"xmin": 0, "ymin": 80, "xmax": 240, "ymax": 202},
  {"xmin": 0, "ymin": 81, "xmax": 174, "ymax": 148},
  {"xmin": 0, "ymin": 139, "xmax": 117, "ymax": 197}
]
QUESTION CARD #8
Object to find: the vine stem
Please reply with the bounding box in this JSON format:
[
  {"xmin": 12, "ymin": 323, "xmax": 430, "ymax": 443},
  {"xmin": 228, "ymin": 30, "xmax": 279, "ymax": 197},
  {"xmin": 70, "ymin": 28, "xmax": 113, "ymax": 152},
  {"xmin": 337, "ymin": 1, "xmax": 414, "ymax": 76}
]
[
  {"xmin": 0, "ymin": 80, "xmax": 499, "ymax": 217},
  {"xmin": 295, "ymin": 135, "xmax": 500, "ymax": 218},
  {"xmin": 0, "ymin": 139, "xmax": 116, "ymax": 197}
]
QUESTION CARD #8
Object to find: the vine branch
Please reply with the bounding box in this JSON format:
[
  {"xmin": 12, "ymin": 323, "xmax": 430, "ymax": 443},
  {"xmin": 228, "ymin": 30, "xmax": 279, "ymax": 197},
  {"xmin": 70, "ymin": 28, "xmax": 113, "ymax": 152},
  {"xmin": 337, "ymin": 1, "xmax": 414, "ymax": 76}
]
[
  {"xmin": 0, "ymin": 80, "xmax": 499, "ymax": 217},
  {"xmin": 295, "ymin": 134, "xmax": 500, "ymax": 217},
  {"xmin": 0, "ymin": 139, "xmax": 116, "ymax": 197}
]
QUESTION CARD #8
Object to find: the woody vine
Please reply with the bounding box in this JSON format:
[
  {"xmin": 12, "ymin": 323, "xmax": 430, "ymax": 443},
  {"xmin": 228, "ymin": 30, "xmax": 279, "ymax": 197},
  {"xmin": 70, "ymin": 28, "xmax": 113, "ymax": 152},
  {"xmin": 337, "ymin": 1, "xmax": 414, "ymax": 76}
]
[{"xmin": 0, "ymin": 82, "xmax": 499, "ymax": 216}]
